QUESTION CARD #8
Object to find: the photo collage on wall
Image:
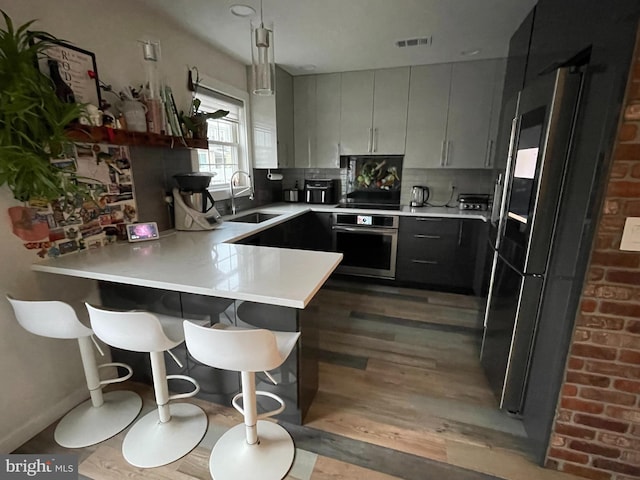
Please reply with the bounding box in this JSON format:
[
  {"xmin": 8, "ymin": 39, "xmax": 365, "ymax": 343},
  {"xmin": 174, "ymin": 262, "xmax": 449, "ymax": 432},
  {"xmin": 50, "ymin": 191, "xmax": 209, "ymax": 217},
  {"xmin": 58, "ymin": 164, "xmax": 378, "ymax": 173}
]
[{"xmin": 8, "ymin": 144, "xmax": 138, "ymax": 259}]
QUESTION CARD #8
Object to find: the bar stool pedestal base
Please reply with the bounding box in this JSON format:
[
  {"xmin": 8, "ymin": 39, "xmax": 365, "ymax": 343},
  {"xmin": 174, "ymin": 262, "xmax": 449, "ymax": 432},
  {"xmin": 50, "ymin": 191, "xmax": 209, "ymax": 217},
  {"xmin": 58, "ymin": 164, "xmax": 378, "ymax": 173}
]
[
  {"xmin": 122, "ymin": 403, "xmax": 207, "ymax": 468},
  {"xmin": 210, "ymin": 420, "xmax": 295, "ymax": 480},
  {"xmin": 54, "ymin": 390, "xmax": 142, "ymax": 448}
]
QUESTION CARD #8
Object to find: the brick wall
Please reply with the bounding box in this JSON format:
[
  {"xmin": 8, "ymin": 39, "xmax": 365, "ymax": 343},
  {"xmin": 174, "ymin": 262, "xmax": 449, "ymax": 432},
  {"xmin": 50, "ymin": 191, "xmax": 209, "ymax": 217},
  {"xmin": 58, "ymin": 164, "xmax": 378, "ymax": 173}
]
[{"xmin": 546, "ymin": 26, "xmax": 640, "ymax": 480}]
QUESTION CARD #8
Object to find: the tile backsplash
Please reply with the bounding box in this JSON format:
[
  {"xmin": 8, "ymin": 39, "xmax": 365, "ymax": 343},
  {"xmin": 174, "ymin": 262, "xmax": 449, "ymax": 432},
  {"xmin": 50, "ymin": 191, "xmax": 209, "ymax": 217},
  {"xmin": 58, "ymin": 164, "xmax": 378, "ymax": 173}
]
[
  {"xmin": 259, "ymin": 167, "xmax": 496, "ymax": 206},
  {"xmin": 132, "ymin": 161, "xmax": 498, "ymax": 227},
  {"xmin": 401, "ymin": 168, "xmax": 495, "ymax": 206}
]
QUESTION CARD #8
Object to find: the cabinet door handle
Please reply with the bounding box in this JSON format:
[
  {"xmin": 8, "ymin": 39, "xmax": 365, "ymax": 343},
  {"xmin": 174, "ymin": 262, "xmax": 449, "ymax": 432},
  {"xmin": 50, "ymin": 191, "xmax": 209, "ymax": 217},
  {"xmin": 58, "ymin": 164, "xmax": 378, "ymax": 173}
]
[
  {"xmin": 411, "ymin": 259, "xmax": 439, "ymax": 265},
  {"xmin": 458, "ymin": 222, "xmax": 464, "ymax": 246},
  {"xmin": 368, "ymin": 128, "xmax": 373, "ymax": 153},
  {"xmin": 485, "ymin": 139, "xmax": 494, "ymax": 167},
  {"xmin": 416, "ymin": 217, "xmax": 442, "ymax": 222},
  {"xmin": 440, "ymin": 140, "xmax": 446, "ymax": 167},
  {"xmin": 336, "ymin": 143, "xmax": 340, "ymax": 167},
  {"xmin": 414, "ymin": 234, "xmax": 441, "ymax": 239},
  {"xmin": 446, "ymin": 141, "xmax": 452, "ymax": 166},
  {"xmin": 373, "ymin": 128, "xmax": 378, "ymax": 152}
]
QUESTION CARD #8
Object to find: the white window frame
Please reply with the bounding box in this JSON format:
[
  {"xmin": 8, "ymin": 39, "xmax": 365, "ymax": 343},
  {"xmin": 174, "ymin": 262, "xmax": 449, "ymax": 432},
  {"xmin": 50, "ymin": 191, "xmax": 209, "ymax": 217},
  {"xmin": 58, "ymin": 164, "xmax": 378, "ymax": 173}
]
[{"xmin": 190, "ymin": 75, "xmax": 253, "ymax": 201}]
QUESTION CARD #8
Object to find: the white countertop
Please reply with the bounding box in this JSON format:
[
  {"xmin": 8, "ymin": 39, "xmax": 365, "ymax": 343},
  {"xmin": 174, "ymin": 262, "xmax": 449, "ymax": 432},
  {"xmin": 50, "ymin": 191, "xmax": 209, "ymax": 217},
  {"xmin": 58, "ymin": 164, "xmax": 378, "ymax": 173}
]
[
  {"xmin": 231, "ymin": 202, "xmax": 489, "ymax": 221},
  {"xmin": 31, "ymin": 203, "xmax": 486, "ymax": 309}
]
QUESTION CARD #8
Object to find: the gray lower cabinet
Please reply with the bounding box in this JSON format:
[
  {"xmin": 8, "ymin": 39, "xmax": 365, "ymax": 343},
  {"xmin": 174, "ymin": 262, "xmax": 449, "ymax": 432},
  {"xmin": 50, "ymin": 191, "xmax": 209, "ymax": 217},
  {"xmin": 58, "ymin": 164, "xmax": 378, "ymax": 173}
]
[
  {"xmin": 235, "ymin": 212, "xmax": 333, "ymax": 252},
  {"xmin": 302, "ymin": 212, "xmax": 333, "ymax": 251},
  {"xmin": 99, "ymin": 281, "xmax": 318, "ymax": 424},
  {"xmin": 396, "ymin": 217, "xmax": 479, "ymax": 290},
  {"xmin": 235, "ymin": 211, "xmax": 482, "ymax": 292}
]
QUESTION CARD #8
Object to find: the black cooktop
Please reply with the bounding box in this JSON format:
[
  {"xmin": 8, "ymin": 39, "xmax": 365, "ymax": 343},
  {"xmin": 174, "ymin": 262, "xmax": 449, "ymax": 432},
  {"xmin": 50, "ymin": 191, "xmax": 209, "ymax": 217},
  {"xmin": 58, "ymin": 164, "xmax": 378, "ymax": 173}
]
[{"xmin": 336, "ymin": 202, "xmax": 402, "ymax": 211}]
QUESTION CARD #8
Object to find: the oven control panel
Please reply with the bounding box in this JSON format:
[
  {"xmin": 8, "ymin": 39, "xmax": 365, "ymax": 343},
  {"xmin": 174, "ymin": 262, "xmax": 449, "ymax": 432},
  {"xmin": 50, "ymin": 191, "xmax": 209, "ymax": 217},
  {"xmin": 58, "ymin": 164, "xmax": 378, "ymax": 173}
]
[{"xmin": 334, "ymin": 213, "xmax": 399, "ymax": 228}]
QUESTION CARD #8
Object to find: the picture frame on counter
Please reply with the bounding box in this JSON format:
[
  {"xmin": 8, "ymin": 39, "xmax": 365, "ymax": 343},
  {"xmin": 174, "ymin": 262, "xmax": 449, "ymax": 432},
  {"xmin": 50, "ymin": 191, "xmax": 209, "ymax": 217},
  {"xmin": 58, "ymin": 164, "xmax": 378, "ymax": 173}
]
[{"xmin": 33, "ymin": 35, "xmax": 102, "ymax": 106}]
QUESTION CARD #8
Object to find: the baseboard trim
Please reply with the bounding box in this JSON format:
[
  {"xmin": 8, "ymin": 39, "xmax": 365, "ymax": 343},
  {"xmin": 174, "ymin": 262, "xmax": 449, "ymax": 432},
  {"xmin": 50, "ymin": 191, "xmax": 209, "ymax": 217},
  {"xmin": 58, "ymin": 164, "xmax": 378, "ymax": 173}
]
[{"xmin": 0, "ymin": 387, "xmax": 89, "ymax": 453}]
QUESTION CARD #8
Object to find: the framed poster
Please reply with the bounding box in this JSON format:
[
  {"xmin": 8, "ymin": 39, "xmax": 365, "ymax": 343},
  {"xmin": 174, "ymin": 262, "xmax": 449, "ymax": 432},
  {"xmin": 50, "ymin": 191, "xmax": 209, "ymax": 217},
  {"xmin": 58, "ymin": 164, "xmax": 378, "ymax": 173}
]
[{"xmin": 35, "ymin": 37, "xmax": 101, "ymax": 106}]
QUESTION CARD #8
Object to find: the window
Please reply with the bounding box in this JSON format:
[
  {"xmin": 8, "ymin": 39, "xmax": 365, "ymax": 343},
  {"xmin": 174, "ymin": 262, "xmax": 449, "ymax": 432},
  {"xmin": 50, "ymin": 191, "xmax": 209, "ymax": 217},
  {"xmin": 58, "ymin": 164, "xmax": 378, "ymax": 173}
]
[{"xmin": 193, "ymin": 89, "xmax": 249, "ymax": 189}]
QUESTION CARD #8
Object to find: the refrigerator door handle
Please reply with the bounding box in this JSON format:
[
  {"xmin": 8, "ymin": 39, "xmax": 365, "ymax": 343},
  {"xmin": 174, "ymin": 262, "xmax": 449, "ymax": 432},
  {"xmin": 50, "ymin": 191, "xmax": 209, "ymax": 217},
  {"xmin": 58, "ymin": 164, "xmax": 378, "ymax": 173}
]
[
  {"xmin": 490, "ymin": 173, "xmax": 504, "ymax": 227},
  {"xmin": 481, "ymin": 250, "xmax": 499, "ymax": 332},
  {"xmin": 500, "ymin": 274, "xmax": 545, "ymax": 411},
  {"xmin": 496, "ymin": 114, "xmax": 521, "ymax": 249}
]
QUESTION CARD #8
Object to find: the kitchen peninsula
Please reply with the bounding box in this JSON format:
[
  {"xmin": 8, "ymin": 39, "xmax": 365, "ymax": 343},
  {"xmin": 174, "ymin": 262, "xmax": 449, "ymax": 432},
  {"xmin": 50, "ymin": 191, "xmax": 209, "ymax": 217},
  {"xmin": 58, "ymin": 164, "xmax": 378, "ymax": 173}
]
[
  {"xmin": 31, "ymin": 208, "xmax": 342, "ymax": 424},
  {"xmin": 30, "ymin": 203, "xmax": 486, "ymax": 424}
]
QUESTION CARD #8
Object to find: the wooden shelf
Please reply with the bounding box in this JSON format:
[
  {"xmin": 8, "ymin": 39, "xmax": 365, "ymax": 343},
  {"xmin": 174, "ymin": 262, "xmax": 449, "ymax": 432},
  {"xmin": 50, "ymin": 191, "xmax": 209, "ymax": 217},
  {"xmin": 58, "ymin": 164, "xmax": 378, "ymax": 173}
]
[{"xmin": 65, "ymin": 126, "xmax": 207, "ymax": 149}]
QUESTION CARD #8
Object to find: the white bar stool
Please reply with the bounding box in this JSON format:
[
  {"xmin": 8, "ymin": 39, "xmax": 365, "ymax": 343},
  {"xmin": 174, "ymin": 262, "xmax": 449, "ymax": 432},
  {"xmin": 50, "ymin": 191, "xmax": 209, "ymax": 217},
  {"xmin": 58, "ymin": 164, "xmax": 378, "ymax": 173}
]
[
  {"xmin": 86, "ymin": 304, "xmax": 207, "ymax": 468},
  {"xmin": 183, "ymin": 321, "xmax": 300, "ymax": 480},
  {"xmin": 6, "ymin": 295, "xmax": 142, "ymax": 448}
]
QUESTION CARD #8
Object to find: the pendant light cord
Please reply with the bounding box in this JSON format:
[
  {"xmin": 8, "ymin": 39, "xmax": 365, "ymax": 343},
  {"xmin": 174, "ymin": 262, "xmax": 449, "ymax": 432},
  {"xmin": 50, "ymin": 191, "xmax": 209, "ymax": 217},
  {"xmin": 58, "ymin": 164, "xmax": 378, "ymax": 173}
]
[{"xmin": 260, "ymin": 0, "xmax": 264, "ymax": 27}]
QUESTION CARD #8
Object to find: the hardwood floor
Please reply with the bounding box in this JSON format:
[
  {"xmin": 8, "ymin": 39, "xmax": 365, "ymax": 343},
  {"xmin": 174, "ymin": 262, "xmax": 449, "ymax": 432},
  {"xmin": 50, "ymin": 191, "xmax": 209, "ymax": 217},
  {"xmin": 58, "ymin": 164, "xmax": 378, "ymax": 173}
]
[
  {"xmin": 13, "ymin": 279, "xmax": 583, "ymax": 480},
  {"xmin": 302, "ymin": 278, "xmax": 582, "ymax": 480}
]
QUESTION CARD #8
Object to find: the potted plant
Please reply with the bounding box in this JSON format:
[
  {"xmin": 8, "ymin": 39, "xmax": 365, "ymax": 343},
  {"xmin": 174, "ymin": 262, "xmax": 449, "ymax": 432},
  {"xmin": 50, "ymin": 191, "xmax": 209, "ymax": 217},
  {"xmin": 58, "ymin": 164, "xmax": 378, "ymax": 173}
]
[
  {"xmin": 0, "ymin": 10, "xmax": 84, "ymax": 202},
  {"xmin": 180, "ymin": 67, "xmax": 229, "ymax": 139},
  {"xmin": 181, "ymin": 98, "xmax": 229, "ymax": 140}
]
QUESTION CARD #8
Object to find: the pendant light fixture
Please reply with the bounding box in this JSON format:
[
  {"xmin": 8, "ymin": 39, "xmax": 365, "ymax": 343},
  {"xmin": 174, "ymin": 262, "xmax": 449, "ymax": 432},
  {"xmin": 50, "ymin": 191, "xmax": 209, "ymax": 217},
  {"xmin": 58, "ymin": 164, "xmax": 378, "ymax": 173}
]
[{"xmin": 250, "ymin": 0, "xmax": 275, "ymax": 95}]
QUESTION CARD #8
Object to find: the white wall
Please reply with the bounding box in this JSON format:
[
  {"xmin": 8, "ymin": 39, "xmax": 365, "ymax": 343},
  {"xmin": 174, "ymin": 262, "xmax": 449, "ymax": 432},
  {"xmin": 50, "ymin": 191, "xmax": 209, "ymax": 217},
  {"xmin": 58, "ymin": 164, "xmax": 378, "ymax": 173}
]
[
  {"xmin": 0, "ymin": 0, "xmax": 247, "ymax": 115},
  {"xmin": 0, "ymin": 0, "xmax": 248, "ymax": 452}
]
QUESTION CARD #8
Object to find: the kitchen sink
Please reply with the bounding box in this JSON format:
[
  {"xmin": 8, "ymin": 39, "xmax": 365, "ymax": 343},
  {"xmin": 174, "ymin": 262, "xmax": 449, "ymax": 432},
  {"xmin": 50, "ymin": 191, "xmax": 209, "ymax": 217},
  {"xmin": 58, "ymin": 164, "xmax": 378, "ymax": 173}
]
[{"xmin": 228, "ymin": 212, "xmax": 282, "ymax": 223}]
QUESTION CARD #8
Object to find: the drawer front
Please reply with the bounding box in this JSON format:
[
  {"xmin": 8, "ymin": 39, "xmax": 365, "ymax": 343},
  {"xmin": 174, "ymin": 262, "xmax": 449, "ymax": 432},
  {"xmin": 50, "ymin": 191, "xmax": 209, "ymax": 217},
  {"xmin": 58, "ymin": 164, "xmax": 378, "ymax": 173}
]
[
  {"xmin": 400, "ymin": 216, "xmax": 460, "ymax": 235},
  {"xmin": 397, "ymin": 233, "xmax": 456, "ymax": 262},
  {"xmin": 396, "ymin": 256, "xmax": 474, "ymax": 289},
  {"xmin": 396, "ymin": 257, "xmax": 456, "ymax": 286}
]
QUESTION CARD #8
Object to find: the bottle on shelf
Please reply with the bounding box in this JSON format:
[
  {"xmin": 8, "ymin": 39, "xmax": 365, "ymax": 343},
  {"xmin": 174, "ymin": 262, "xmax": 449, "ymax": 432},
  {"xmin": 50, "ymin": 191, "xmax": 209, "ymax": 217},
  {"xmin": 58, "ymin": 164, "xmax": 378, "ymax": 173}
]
[{"xmin": 140, "ymin": 40, "xmax": 164, "ymax": 135}]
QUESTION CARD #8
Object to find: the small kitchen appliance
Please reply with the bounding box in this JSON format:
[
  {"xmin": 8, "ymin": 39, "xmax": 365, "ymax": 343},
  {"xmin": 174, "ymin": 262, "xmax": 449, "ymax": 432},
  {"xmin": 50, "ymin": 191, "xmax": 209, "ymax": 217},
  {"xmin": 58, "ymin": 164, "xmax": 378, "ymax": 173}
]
[
  {"xmin": 283, "ymin": 189, "xmax": 299, "ymax": 202},
  {"xmin": 409, "ymin": 186, "xmax": 430, "ymax": 207},
  {"xmin": 173, "ymin": 173, "xmax": 223, "ymax": 231},
  {"xmin": 304, "ymin": 179, "xmax": 336, "ymax": 204},
  {"xmin": 458, "ymin": 194, "xmax": 490, "ymax": 211},
  {"xmin": 283, "ymin": 181, "xmax": 300, "ymax": 202}
]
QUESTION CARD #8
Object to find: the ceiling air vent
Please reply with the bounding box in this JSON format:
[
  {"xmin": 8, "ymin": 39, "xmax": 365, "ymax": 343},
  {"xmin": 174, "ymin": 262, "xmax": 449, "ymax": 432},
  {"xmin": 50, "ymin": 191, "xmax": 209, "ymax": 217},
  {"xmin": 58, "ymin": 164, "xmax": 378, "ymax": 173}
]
[{"xmin": 396, "ymin": 36, "xmax": 433, "ymax": 48}]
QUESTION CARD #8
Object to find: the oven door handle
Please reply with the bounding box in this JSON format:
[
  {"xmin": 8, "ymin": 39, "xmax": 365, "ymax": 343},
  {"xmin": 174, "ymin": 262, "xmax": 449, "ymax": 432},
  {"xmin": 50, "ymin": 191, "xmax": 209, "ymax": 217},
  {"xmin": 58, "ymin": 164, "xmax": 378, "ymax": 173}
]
[{"xmin": 332, "ymin": 226, "xmax": 397, "ymax": 235}]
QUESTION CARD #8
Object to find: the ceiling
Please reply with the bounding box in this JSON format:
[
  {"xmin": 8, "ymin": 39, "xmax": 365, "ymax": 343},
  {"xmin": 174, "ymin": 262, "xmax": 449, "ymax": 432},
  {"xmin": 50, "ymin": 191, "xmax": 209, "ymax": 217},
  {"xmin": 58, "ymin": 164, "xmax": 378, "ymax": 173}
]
[{"xmin": 135, "ymin": 0, "xmax": 537, "ymax": 75}]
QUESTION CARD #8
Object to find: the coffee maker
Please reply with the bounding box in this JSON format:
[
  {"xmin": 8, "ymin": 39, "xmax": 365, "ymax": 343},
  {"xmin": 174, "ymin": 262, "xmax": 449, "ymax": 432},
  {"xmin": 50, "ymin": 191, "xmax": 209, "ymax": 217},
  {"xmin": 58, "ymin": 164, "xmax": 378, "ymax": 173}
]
[{"xmin": 173, "ymin": 173, "xmax": 223, "ymax": 231}]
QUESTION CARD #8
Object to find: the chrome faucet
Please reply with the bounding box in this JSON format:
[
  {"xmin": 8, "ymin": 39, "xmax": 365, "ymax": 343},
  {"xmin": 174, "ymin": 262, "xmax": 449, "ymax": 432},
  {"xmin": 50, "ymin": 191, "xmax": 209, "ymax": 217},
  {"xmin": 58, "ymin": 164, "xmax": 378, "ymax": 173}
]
[{"xmin": 229, "ymin": 170, "xmax": 254, "ymax": 215}]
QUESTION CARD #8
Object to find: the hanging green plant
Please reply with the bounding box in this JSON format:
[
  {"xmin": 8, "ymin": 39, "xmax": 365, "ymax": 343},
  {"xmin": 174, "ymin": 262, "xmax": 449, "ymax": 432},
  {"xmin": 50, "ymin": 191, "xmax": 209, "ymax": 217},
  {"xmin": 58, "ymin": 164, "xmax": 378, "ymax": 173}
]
[{"xmin": 0, "ymin": 10, "xmax": 84, "ymax": 202}]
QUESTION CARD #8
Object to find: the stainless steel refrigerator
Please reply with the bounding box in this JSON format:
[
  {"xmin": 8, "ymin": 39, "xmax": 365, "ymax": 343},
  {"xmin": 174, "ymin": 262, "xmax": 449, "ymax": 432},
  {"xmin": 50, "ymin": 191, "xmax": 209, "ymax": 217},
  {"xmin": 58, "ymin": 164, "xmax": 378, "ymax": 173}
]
[{"xmin": 481, "ymin": 66, "xmax": 584, "ymax": 414}]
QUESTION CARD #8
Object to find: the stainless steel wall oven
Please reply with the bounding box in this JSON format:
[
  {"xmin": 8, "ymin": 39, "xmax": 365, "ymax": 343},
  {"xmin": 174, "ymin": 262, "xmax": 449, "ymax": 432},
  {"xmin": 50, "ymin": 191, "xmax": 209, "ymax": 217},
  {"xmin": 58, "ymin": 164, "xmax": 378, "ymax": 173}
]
[{"xmin": 332, "ymin": 213, "xmax": 398, "ymax": 279}]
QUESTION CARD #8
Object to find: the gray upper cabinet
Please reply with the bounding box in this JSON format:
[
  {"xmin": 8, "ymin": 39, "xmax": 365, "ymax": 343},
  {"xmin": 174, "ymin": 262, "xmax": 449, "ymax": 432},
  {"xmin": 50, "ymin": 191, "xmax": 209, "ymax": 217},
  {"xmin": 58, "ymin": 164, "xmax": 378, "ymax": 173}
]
[
  {"xmin": 340, "ymin": 67, "xmax": 410, "ymax": 155},
  {"xmin": 315, "ymin": 73, "xmax": 342, "ymax": 167},
  {"xmin": 292, "ymin": 61, "xmax": 503, "ymax": 169},
  {"xmin": 250, "ymin": 89, "xmax": 278, "ymax": 168},
  {"xmin": 293, "ymin": 75, "xmax": 316, "ymax": 168},
  {"xmin": 404, "ymin": 63, "xmax": 452, "ymax": 168},
  {"xmin": 339, "ymin": 70, "xmax": 375, "ymax": 155},
  {"xmin": 251, "ymin": 66, "xmax": 294, "ymax": 168},
  {"xmin": 293, "ymin": 74, "xmax": 341, "ymax": 168},
  {"xmin": 276, "ymin": 67, "xmax": 294, "ymax": 168},
  {"xmin": 486, "ymin": 59, "xmax": 507, "ymax": 168},
  {"xmin": 446, "ymin": 60, "xmax": 498, "ymax": 168},
  {"xmin": 371, "ymin": 68, "xmax": 410, "ymax": 154},
  {"xmin": 405, "ymin": 59, "xmax": 505, "ymax": 169}
]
